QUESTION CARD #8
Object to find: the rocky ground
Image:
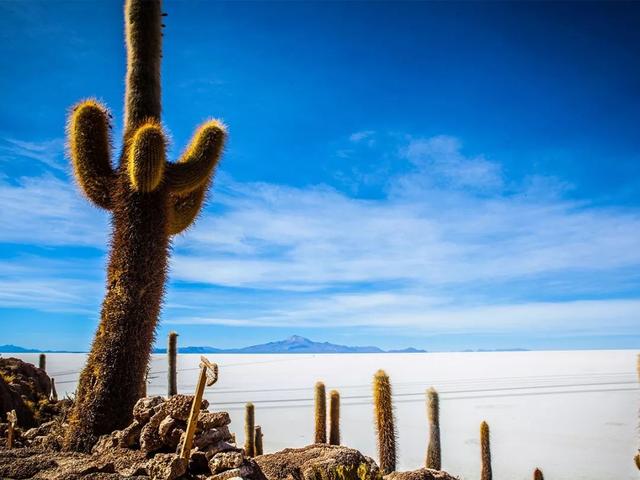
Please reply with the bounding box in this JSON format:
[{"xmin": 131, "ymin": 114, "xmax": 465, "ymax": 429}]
[{"xmin": 0, "ymin": 357, "xmax": 458, "ymax": 480}]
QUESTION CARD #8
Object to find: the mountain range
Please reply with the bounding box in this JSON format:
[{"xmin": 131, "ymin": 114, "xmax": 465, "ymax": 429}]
[{"xmin": 0, "ymin": 335, "xmax": 426, "ymax": 354}]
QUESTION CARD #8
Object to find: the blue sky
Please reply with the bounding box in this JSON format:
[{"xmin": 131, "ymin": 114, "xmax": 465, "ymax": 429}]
[{"xmin": 1, "ymin": 1, "xmax": 639, "ymax": 351}]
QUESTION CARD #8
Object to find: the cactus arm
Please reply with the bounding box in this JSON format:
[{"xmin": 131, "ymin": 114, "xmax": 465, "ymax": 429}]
[
  {"xmin": 124, "ymin": 0, "xmax": 162, "ymax": 138},
  {"xmin": 165, "ymin": 120, "xmax": 226, "ymax": 195},
  {"xmin": 127, "ymin": 122, "xmax": 166, "ymax": 192},
  {"xmin": 67, "ymin": 100, "xmax": 116, "ymax": 210},
  {"xmin": 167, "ymin": 186, "xmax": 206, "ymax": 235}
]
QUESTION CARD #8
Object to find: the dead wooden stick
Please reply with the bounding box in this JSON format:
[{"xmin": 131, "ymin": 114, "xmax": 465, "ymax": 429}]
[
  {"xmin": 7, "ymin": 409, "xmax": 17, "ymax": 449},
  {"xmin": 180, "ymin": 356, "xmax": 218, "ymax": 460}
]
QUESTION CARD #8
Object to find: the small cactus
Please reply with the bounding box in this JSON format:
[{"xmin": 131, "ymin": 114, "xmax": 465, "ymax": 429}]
[
  {"xmin": 425, "ymin": 387, "xmax": 441, "ymax": 470},
  {"xmin": 38, "ymin": 353, "xmax": 46, "ymax": 372},
  {"xmin": 329, "ymin": 389, "xmax": 340, "ymax": 445},
  {"xmin": 168, "ymin": 331, "xmax": 178, "ymax": 396},
  {"xmin": 51, "ymin": 378, "xmax": 58, "ymax": 401},
  {"xmin": 245, "ymin": 402, "xmax": 255, "ymax": 457},
  {"xmin": 255, "ymin": 425, "xmax": 263, "ymax": 455},
  {"xmin": 533, "ymin": 468, "xmax": 544, "ymax": 480},
  {"xmin": 480, "ymin": 421, "xmax": 492, "ymax": 480},
  {"xmin": 635, "ymin": 452, "xmax": 640, "ymax": 470},
  {"xmin": 373, "ymin": 369, "xmax": 396, "ymax": 474},
  {"xmin": 315, "ymin": 381, "xmax": 327, "ymax": 443}
]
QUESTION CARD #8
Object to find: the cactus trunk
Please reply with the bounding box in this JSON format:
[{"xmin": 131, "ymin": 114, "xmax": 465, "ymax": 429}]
[
  {"xmin": 480, "ymin": 421, "xmax": 492, "ymax": 480},
  {"xmin": 329, "ymin": 389, "xmax": 340, "ymax": 445},
  {"xmin": 373, "ymin": 369, "xmax": 396, "ymax": 475},
  {"xmin": 533, "ymin": 468, "xmax": 544, "ymax": 480},
  {"xmin": 314, "ymin": 381, "xmax": 327, "ymax": 443},
  {"xmin": 66, "ymin": 190, "xmax": 169, "ymax": 450},
  {"xmin": 38, "ymin": 354, "xmax": 46, "ymax": 372},
  {"xmin": 254, "ymin": 425, "xmax": 263, "ymax": 456},
  {"xmin": 62, "ymin": 0, "xmax": 226, "ymax": 452},
  {"xmin": 168, "ymin": 331, "xmax": 178, "ymax": 396},
  {"xmin": 425, "ymin": 388, "xmax": 441, "ymax": 470},
  {"xmin": 245, "ymin": 403, "xmax": 255, "ymax": 457}
]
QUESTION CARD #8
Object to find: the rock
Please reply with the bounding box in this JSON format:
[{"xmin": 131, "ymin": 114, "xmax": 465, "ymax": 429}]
[
  {"xmin": 93, "ymin": 433, "xmax": 120, "ymax": 454},
  {"xmin": 118, "ymin": 420, "xmax": 142, "ymax": 448},
  {"xmin": 0, "ymin": 357, "xmax": 53, "ymax": 428},
  {"xmin": 384, "ymin": 469, "xmax": 459, "ymax": 480},
  {"xmin": 255, "ymin": 444, "xmax": 380, "ymax": 480},
  {"xmin": 140, "ymin": 409, "xmax": 167, "ymax": 454},
  {"xmin": 189, "ymin": 450, "xmax": 210, "ymax": 474},
  {"xmin": 159, "ymin": 416, "xmax": 178, "ymax": 439},
  {"xmin": 202, "ymin": 441, "xmax": 241, "ymax": 460},
  {"xmin": 198, "ymin": 411, "xmax": 231, "ymax": 430},
  {"xmin": 209, "ymin": 467, "xmax": 242, "ymax": 480},
  {"xmin": 132, "ymin": 396, "xmax": 165, "ymax": 425},
  {"xmin": 146, "ymin": 453, "xmax": 187, "ymax": 480},
  {"xmin": 195, "ymin": 426, "xmax": 233, "ymax": 449},
  {"xmin": 209, "ymin": 451, "xmax": 243, "ymax": 474},
  {"xmin": 164, "ymin": 394, "xmax": 209, "ymax": 421}
]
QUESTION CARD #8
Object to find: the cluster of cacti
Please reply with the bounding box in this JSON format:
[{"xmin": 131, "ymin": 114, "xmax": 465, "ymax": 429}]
[
  {"xmin": 38, "ymin": 354, "xmax": 46, "ymax": 372},
  {"xmin": 245, "ymin": 402, "xmax": 256, "ymax": 456},
  {"xmin": 373, "ymin": 369, "xmax": 397, "ymax": 475},
  {"xmin": 315, "ymin": 381, "xmax": 327, "ymax": 443},
  {"xmin": 425, "ymin": 387, "xmax": 441, "ymax": 470},
  {"xmin": 255, "ymin": 425, "xmax": 264, "ymax": 455},
  {"xmin": 63, "ymin": 0, "xmax": 226, "ymax": 452},
  {"xmin": 168, "ymin": 331, "xmax": 178, "ymax": 396},
  {"xmin": 480, "ymin": 421, "xmax": 492, "ymax": 480},
  {"xmin": 329, "ymin": 389, "xmax": 341, "ymax": 445}
]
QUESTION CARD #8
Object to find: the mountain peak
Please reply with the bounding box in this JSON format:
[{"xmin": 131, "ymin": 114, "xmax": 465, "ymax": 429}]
[{"xmin": 286, "ymin": 335, "xmax": 310, "ymax": 343}]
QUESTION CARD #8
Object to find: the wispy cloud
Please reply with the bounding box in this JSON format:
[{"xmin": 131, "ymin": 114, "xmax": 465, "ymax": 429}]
[
  {"xmin": 2, "ymin": 132, "xmax": 640, "ymax": 337},
  {"xmin": 0, "ymin": 137, "xmax": 66, "ymax": 172}
]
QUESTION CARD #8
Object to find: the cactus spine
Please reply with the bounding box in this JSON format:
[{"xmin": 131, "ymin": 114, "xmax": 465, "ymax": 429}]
[
  {"xmin": 425, "ymin": 387, "xmax": 441, "ymax": 470},
  {"xmin": 254, "ymin": 425, "xmax": 263, "ymax": 456},
  {"xmin": 329, "ymin": 389, "xmax": 340, "ymax": 445},
  {"xmin": 315, "ymin": 381, "xmax": 327, "ymax": 443},
  {"xmin": 480, "ymin": 421, "xmax": 492, "ymax": 480},
  {"xmin": 244, "ymin": 402, "xmax": 255, "ymax": 457},
  {"xmin": 373, "ymin": 369, "xmax": 396, "ymax": 474},
  {"xmin": 39, "ymin": 354, "xmax": 46, "ymax": 372},
  {"xmin": 63, "ymin": 0, "xmax": 226, "ymax": 452},
  {"xmin": 168, "ymin": 331, "xmax": 178, "ymax": 396},
  {"xmin": 533, "ymin": 468, "xmax": 544, "ymax": 480}
]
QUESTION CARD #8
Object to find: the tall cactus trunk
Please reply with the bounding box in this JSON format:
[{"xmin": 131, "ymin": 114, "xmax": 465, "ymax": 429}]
[
  {"xmin": 168, "ymin": 331, "xmax": 178, "ymax": 396},
  {"xmin": 38, "ymin": 354, "xmax": 46, "ymax": 372},
  {"xmin": 62, "ymin": 0, "xmax": 226, "ymax": 452},
  {"xmin": 329, "ymin": 389, "xmax": 340, "ymax": 445},
  {"xmin": 373, "ymin": 369, "xmax": 397, "ymax": 475},
  {"xmin": 314, "ymin": 381, "xmax": 327, "ymax": 443},
  {"xmin": 66, "ymin": 187, "xmax": 169, "ymax": 450},
  {"xmin": 425, "ymin": 387, "xmax": 441, "ymax": 470}
]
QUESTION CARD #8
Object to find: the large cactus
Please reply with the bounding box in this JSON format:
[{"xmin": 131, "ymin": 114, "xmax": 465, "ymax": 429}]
[{"xmin": 63, "ymin": 0, "xmax": 226, "ymax": 451}]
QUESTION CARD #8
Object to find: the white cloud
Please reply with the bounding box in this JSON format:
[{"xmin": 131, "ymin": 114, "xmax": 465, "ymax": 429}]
[
  {"xmin": 0, "ymin": 137, "xmax": 66, "ymax": 171},
  {"xmin": 0, "ymin": 174, "xmax": 108, "ymax": 246},
  {"xmin": 349, "ymin": 130, "xmax": 375, "ymax": 143},
  {"xmin": 2, "ymin": 133, "xmax": 640, "ymax": 336}
]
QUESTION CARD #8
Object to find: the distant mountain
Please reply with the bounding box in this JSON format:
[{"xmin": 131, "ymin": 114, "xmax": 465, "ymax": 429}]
[
  {"xmin": 153, "ymin": 335, "xmax": 420, "ymax": 354},
  {"xmin": 388, "ymin": 347, "xmax": 427, "ymax": 353},
  {"xmin": 0, "ymin": 344, "xmax": 39, "ymax": 353},
  {"xmin": 2, "ymin": 336, "xmax": 427, "ymax": 354}
]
